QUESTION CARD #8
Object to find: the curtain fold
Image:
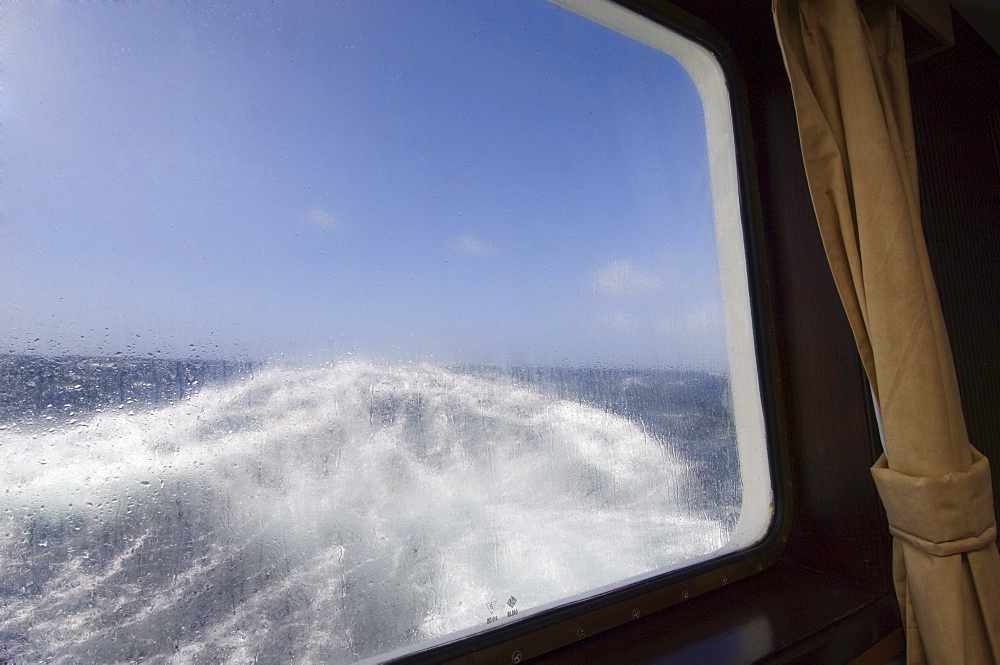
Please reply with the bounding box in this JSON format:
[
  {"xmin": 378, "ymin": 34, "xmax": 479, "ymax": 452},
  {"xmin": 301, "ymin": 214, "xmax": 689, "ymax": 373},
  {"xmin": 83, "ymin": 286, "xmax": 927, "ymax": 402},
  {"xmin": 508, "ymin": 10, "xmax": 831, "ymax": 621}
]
[{"xmin": 771, "ymin": 1, "xmax": 1000, "ymax": 663}]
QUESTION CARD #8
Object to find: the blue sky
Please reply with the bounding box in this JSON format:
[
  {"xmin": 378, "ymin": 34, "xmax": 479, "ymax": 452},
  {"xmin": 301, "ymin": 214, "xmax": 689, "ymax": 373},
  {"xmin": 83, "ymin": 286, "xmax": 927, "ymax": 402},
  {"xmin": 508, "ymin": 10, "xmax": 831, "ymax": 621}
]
[{"xmin": 0, "ymin": 0, "xmax": 728, "ymax": 369}]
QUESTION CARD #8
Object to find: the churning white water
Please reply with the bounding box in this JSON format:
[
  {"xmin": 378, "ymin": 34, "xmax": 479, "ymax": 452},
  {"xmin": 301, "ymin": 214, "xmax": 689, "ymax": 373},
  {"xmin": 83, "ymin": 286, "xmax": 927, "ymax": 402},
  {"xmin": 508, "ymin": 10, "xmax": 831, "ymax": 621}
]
[{"xmin": 0, "ymin": 361, "xmax": 730, "ymax": 664}]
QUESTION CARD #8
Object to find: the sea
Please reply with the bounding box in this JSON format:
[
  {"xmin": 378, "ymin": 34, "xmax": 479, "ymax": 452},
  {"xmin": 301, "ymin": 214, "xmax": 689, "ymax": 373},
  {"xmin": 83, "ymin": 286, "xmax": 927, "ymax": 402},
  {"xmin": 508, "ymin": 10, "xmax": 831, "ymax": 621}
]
[{"xmin": 0, "ymin": 354, "xmax": 741, "ymax": 664}]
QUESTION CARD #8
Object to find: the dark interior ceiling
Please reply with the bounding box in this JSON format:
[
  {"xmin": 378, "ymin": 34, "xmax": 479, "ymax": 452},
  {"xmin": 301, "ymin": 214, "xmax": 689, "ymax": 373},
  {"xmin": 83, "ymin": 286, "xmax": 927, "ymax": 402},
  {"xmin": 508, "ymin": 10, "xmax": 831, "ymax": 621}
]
[{"xmin": 952, "ymin": 0, "xmax": 1000, "ymax": 54}]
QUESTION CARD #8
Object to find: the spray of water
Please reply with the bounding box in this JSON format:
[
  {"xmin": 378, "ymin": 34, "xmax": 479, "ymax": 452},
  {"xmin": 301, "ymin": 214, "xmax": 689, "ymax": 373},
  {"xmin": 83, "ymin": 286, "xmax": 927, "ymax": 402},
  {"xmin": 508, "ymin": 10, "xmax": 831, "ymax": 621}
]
[{"xmin": 0, "ymin": 360, "xmax": 729, "ymax": 664}]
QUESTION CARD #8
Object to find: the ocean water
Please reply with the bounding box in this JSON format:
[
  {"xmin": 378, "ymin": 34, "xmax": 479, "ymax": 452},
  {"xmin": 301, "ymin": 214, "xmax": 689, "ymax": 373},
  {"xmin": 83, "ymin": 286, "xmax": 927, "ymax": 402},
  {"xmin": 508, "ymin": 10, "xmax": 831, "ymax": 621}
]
[{"xmin": 0, "ymin": 359, "xmax": 739, "ymax": 664}]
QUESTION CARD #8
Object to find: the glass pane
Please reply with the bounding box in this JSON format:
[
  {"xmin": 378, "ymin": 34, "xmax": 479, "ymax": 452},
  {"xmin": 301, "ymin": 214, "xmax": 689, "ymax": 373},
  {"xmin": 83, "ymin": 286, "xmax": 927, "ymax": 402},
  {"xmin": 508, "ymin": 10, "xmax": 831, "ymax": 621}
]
[{"xmin": 0, "ymin": 1, "xmax": 771, "ymax": 662}]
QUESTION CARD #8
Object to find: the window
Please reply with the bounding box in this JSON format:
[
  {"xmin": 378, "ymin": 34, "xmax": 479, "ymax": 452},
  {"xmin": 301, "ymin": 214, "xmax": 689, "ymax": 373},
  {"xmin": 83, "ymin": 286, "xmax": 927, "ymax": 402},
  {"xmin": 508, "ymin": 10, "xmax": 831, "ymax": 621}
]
[{"xmin": 0, "ymin": 1, "xmax": 777, "ymax": 663}]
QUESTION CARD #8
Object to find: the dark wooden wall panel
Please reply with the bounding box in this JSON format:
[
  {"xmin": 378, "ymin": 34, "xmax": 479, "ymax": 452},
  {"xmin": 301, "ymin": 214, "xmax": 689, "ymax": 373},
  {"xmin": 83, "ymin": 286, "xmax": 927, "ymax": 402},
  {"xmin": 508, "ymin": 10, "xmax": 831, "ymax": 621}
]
[
  {"xmin": 755, "ymin": 47, "xmax": 890, "ymax": 589},
  {"xmin": 909, "ymin": 11, "xmax": 1000, "ymax": 520}
]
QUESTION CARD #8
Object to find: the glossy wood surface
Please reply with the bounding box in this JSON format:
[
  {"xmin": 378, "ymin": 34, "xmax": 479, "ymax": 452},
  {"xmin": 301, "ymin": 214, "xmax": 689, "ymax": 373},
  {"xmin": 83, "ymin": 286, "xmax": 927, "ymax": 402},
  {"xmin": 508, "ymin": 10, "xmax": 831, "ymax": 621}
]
[{"xmin": 531, "ymin": 561, "xmax": 896, "ymax": 664}]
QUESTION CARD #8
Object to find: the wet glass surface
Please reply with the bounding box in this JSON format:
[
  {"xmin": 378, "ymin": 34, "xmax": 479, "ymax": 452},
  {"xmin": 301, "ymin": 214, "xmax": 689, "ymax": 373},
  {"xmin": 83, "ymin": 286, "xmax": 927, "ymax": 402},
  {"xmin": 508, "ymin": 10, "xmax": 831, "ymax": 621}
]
[{"xmin": 0, "ymin": 1, "xmax": 766, "ymax": 662}]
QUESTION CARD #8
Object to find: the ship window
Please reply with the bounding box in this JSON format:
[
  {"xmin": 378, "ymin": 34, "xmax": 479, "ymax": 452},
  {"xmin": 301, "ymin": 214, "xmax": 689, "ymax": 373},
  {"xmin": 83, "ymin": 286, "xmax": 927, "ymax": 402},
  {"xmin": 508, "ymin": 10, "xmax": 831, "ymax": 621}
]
[{"xmin": 0, "ymin": 1, "xmax": 771, "ymax": 663}]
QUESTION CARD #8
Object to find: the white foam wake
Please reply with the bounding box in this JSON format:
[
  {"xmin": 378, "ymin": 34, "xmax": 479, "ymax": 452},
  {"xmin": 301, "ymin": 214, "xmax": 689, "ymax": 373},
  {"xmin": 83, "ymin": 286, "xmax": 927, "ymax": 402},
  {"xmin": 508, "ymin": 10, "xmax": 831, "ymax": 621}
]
[{"xmin": 0, "ymin": 361, "xmax": 728, "ymax": 664}]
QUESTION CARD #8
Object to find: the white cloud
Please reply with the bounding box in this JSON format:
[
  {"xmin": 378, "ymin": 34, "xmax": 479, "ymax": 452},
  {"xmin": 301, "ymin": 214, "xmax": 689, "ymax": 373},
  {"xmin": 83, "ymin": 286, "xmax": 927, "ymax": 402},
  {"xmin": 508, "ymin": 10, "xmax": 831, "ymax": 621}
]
[
  {"xmin": 302, "ymin": 207, "xmax": 343, "ymax": 229},
  {"xmin": 592, "ymin": 261, "xmax": 661, "ymax": 296},
  {"xmin": 451, "ymin": 235, "xmax": 495, "ymax": 256}
]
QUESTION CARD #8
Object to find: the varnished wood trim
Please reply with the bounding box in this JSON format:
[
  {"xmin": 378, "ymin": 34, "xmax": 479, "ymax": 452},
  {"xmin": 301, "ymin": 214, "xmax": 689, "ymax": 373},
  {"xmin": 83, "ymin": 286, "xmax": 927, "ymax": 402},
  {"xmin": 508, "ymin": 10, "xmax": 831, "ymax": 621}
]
[{"xmin": 848, "ymin": 628, "xmax": 904, "ymax": 665}]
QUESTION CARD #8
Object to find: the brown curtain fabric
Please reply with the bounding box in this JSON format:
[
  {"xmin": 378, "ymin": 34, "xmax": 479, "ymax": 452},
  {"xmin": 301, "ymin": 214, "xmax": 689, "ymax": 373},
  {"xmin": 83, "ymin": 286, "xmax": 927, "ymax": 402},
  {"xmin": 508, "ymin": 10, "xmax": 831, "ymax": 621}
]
[{"xmin": 771, "ymin": 1, "xmax": 1000, "ymax": 663}]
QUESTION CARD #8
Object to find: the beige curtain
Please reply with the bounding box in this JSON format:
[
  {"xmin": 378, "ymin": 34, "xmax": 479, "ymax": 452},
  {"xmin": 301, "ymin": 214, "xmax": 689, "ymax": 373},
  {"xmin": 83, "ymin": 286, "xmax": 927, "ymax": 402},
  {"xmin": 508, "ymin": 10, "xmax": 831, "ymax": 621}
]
[{"xmin": 771, "ymin": 1, "xmax": 1000, "ymax": 663}]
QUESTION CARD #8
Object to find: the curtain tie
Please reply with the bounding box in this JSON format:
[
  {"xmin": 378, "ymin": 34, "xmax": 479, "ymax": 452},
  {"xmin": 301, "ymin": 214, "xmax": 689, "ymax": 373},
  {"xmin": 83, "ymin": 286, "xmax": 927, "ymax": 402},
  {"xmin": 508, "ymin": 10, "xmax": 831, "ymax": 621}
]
[{"xmin": 872, "ymin": 450, "xmax": 997, "ymax": 556}]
